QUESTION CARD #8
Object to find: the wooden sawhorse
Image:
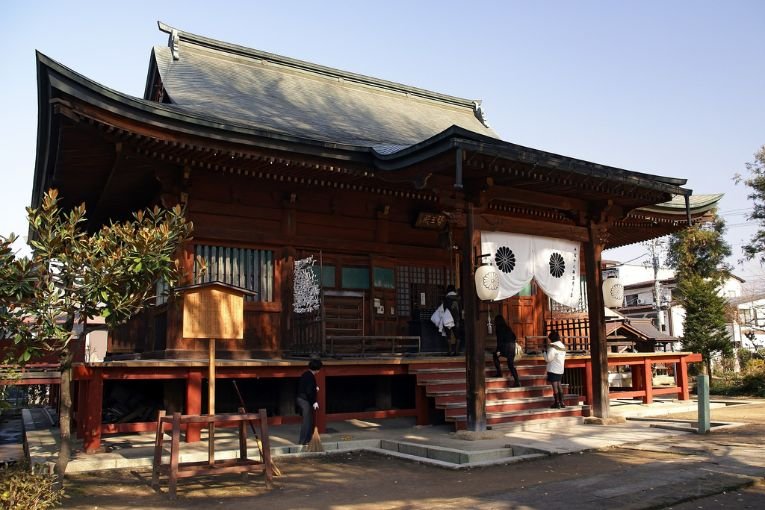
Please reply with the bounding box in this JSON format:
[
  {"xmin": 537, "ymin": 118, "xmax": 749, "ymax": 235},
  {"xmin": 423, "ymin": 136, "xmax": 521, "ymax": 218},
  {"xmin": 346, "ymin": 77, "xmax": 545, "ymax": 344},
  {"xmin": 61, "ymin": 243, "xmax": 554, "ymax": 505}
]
[{"xmin": 151, "ymin": 408, "xmax": 273, "ymax": 498}]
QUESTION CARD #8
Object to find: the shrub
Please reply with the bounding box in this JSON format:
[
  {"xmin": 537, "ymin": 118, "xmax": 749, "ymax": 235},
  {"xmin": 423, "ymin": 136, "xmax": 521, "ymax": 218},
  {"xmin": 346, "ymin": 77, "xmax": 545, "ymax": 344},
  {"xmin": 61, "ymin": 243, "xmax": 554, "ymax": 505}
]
[
  {"xmin": 0, "ymin": 462, "xmax": 62, "ymax": 510},
  {"xmin": 707, "ymin": 357, "xmax": 765, "ymax": 398}
]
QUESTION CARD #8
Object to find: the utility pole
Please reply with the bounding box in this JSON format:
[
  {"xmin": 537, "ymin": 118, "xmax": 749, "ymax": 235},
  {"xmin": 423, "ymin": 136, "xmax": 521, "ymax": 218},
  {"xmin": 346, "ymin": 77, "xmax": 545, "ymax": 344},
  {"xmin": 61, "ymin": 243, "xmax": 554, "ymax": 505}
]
[
  {"xmin": 646, "ymin": 238, "xmax": 666, "ymax": 332},
  {"xmin": 652, "ymin": 249, "xmax": 665, "ymax": 332}
]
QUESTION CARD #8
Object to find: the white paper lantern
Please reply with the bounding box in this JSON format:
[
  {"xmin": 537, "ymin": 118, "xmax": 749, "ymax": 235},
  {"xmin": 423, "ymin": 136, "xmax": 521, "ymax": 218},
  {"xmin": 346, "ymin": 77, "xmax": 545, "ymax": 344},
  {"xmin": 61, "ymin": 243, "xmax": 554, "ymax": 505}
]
[
  {"xmin": 602, "ymin": 277, "xmax": 624, "ymax": 308},
  {"xmin": 475, "ymin": 263, "xmax": 500, "ymax": 301}
]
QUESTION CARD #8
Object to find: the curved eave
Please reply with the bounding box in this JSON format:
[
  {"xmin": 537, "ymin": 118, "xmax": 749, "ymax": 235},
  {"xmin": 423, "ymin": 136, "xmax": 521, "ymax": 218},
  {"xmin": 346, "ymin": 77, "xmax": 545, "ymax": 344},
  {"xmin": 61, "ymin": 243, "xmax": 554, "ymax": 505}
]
[
  {"xmin": 375, "ymin": 125, "xmax": 689, "ymax": 198},
  {"xmin": 35, "ymin": 52, "xmax": 376, "ymax": 156},
  {"xmin": 638, "ymin": 193, "xmax": 723, "ymax": 215}
]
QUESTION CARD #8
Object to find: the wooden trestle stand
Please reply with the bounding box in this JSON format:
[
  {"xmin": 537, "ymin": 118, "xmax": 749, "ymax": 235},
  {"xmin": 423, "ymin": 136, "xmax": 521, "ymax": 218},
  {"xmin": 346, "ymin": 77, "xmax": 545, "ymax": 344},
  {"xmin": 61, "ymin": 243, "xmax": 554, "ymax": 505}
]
[{"xmin": 152, "ymin": 282, "xmax": 267, "ymax": 497}]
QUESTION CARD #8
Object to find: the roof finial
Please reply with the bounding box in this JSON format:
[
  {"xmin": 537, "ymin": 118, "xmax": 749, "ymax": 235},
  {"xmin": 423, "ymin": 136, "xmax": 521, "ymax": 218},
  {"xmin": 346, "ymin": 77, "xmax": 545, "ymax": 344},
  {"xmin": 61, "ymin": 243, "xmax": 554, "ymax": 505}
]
[
  {"xmin": 473, "ymin": 101, "xmax": 490, "ymax": 128},
  {"xmin": 169, "ymin": 29, "xmax": 180, "ymax": 60}
]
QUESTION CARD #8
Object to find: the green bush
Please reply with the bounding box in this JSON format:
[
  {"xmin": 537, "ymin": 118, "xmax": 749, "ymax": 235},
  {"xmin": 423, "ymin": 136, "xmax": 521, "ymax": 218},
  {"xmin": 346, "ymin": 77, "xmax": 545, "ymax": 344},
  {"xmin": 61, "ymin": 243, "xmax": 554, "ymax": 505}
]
[
  {"xmin": 708, "ymin": 358, "xmax": 765, "ymax": 398},
  {"xmin": 0, "ymin": 463, "xmax": 62, "ymax": 510}
]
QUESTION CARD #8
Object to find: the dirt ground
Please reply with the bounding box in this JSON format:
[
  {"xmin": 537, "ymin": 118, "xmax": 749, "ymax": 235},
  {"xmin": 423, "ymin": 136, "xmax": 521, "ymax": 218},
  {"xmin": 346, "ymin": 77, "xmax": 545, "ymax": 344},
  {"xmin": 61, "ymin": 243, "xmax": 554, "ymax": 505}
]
[{"xmin": 60, "ymin": 400, "xmax": 765, "ymax": 510}]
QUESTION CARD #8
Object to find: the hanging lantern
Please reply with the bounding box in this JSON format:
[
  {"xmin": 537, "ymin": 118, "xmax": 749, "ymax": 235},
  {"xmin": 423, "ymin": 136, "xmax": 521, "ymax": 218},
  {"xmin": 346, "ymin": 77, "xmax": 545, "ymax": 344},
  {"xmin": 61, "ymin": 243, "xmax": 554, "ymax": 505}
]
[
  {"xmin": 602, "ymin": 277, "xmax": 624, "ymax": 308},
  {"xmin": 475, "ymin": 254, "xmax": 500, "ymax": 301}
]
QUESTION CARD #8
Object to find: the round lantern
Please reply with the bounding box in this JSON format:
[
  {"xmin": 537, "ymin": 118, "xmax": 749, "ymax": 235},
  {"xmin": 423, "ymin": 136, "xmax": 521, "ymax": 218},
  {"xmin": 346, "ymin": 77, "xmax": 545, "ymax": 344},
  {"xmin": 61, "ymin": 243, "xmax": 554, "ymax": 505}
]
[
  {"xmin": 475, "ymin": 261, "xmax": 500, "ymax": 301},
  {"xmin": 602, "ymin": 277, "xmax": 624, "ymax": 308}
]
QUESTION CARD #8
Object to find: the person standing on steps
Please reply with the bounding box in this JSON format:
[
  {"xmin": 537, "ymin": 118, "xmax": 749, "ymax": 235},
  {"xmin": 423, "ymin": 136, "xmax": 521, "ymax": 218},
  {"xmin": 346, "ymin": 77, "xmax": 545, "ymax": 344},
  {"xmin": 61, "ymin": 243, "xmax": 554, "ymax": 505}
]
[
  {"xmin": 492, "ymin": 314, "xmax": 521, "ymax": 387},
  {"xmin": 543, "ymin": 330, "xmax": 567, "ymax": 408},
  {"xmin": 296, "ymin": 358, "xmax": 323, "ymax": 445},
  {"xmin": 443, "ymin": 285, "xmax": 462, "ymax": 356}
]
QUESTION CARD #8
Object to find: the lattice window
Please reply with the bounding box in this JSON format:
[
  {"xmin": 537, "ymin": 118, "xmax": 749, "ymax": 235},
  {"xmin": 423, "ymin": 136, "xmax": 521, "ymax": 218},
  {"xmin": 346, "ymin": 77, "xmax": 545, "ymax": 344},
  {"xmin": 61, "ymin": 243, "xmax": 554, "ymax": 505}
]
[
  {"xmin": 396, "ymin": 266, "xmax": 454, "ymax": 317},
  {"xmin": 193, "ymin": 244, "xmax": 274, "ymax": 301}
]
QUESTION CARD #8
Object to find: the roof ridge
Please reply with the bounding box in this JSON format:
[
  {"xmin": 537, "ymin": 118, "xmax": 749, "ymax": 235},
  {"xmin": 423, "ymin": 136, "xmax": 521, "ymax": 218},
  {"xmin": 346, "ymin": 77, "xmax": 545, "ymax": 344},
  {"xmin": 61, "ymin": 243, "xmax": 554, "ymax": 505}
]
[{"xmin": 156, "ymin": 21, "xmax": 483, "ymax": 112}]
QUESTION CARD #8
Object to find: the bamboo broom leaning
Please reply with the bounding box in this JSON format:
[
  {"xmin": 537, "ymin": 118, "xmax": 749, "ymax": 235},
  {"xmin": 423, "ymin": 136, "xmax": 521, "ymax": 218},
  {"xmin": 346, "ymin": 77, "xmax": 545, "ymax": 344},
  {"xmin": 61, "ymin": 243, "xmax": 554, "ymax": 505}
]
[
  {"xmin": 231, "ymin": 380, "xmax": 281, "ymax": 476},
  {"xmin": 305, "ymin": 407, "xmax": 324, "ymax": 452}
]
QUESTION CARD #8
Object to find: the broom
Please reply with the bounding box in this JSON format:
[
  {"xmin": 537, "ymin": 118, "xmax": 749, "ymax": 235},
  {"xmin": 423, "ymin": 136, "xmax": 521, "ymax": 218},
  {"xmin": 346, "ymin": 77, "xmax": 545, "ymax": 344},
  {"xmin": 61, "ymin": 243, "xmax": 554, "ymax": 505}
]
[
  {"xmin": 305, "ymin": 408, "xmax": 324, "ymax": 452},
  {"xmin": 231, "ymin": 381, "xmax": 281, "ymax": 476}
]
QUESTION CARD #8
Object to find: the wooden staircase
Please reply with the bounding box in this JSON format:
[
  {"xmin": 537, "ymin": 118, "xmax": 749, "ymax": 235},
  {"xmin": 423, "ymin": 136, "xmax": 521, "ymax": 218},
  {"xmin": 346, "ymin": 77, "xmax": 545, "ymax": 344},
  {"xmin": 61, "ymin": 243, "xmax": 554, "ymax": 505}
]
[{"xmin": 411, "ymin": 357, "xmax": 583, "ymax": 430}]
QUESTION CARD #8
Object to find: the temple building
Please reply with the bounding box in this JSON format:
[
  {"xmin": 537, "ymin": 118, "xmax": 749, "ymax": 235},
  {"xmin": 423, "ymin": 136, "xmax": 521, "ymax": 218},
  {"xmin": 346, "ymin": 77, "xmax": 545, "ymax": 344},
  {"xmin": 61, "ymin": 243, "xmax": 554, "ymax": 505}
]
[{"xmin": 30, "ymin": 22, "xmax": 717, "ymax": 451}]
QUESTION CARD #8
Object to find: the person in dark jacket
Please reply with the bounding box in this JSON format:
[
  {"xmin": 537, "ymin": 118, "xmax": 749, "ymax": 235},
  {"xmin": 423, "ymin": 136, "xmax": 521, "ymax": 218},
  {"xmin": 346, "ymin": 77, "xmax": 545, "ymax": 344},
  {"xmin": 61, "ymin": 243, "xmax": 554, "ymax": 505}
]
[
  {"xmin": 492, "ymin": 314, "xmax": 521, "ymax": 387},
  {"xmin": 296, "ymin": 358, "xmax": 323, "ymax": 445}
]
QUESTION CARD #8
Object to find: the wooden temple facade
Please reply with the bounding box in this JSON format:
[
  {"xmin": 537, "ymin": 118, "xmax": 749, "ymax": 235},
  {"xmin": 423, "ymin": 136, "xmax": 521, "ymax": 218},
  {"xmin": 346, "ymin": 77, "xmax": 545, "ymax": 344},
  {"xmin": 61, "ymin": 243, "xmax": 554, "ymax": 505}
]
[{"xmin": 30, "ymin": 23, "xmax": 716, "ymax": 452}]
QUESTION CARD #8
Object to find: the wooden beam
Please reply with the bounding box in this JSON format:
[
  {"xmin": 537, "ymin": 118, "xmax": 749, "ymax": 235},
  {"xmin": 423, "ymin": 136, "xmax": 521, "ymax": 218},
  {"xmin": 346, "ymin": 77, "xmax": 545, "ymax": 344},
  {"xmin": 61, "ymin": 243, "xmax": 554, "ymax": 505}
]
[
  {"xmin": 483, "ymin": 187, "xmax": 589, "ymax": 213},
  {"xmin": 475, "ymin": 215, "xmax": 589, "ymax": 243}
]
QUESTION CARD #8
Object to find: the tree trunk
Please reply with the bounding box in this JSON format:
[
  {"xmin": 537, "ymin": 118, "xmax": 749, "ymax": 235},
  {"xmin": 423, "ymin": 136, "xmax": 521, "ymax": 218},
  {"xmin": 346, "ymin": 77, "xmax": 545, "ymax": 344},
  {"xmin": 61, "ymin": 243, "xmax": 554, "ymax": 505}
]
[{"xmin": 54, "ymin": 350, "xmax": 74, "ymax": 480}]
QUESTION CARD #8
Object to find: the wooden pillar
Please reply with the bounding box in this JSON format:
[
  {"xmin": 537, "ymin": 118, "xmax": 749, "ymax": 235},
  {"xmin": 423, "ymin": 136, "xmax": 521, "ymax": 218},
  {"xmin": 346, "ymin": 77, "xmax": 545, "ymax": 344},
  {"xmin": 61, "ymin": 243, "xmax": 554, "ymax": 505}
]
[
  {"xmin": 584, "ymin": 359, "xmax": 594, "ymax": 406},
  {"xmin": 185, "ymin": 369, "xmax": 202, "ymax": 442},
  {"xmin": 415, "ymin": 385, "xmax": 429, "ymax": 426},
  {"xmin": 76, "ymin": 379, "xmax": 87, "ymax": 439},
  {"xmin": 678, "ymin": 357, "xmax": 690, "ymax": 400},
  {"xmin": 583, "ymin": 223, "xmax": 609, "ymax": 419},
  {"xmin": 82, "ymin": 368, "xmax": 103, "ymax": 453},
  {"xmin": 463, "ymin": 202, "xmax": 486, "ymax": 431},
  {"xmin": 642, "ymin": 359, "xmax": 654, "ymax": 404}
]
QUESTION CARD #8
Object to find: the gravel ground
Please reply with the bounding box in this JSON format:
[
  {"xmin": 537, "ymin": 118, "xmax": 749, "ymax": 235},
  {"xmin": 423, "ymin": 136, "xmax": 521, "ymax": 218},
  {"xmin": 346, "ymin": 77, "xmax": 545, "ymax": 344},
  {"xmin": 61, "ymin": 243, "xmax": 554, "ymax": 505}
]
[{"xmin": 58, "ymin": 399, "xmax": 765, "ymax": 510}]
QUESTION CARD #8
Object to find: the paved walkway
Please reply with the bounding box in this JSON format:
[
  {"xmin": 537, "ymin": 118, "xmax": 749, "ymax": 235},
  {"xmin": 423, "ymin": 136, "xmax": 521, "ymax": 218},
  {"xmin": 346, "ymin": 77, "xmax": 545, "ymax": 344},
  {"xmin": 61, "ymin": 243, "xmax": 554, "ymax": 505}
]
[
  {"xmin": 23, "ymin": 398, "xmax": 731, "ymax": 472},
  {"xmin": 50, "ymin": 397, "xmax": 765, "ymax": 509}
]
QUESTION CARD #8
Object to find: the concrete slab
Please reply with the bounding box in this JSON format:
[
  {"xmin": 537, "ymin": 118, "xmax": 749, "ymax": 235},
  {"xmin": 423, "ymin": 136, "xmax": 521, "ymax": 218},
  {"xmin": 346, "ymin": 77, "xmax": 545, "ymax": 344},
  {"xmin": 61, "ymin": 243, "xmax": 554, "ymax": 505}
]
[{"xmin": 21, "ymin": 398, "xmax": 722, "ymax": 473}]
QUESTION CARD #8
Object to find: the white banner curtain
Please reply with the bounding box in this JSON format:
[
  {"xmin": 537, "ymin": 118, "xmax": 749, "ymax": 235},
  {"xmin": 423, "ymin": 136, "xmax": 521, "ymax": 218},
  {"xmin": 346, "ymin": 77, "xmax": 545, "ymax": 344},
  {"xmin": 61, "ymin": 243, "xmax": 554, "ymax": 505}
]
[
  {"xmin": 480, "ymin": 232, "xmax": 582, "ymax": 307},
  {"xmin": 480, "ymin": 232, "xmax": 533, "ymax": 300}
]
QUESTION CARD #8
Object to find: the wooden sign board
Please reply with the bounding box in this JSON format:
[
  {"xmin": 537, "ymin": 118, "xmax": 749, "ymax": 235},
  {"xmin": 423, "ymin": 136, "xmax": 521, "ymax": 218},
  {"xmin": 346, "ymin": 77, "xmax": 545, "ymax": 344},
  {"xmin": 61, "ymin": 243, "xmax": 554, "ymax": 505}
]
[{"xmin": 181, "ymin": 283, "xmax": 247, "ymax": 340}]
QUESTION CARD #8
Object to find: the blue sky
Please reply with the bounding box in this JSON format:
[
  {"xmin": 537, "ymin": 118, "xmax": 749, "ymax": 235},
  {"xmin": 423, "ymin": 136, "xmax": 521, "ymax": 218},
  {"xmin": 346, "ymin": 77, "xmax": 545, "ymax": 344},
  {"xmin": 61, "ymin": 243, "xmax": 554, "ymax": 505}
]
[{"xmin": 1, "ymin": 1, "xmax": 763, "ymax": 285}]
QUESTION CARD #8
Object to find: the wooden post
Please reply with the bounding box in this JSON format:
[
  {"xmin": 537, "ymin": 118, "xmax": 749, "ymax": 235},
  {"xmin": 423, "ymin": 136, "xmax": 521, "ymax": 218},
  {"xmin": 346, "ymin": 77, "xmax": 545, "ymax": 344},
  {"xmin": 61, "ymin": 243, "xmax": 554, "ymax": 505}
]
[
  {"xmin": 678, "ymin": 357, "xmax": 690, "ymax": 400},
  {"xmin": 415, "ymin": 385, "xmax": 429, "ymax": 426},
  {"xmin": 209, "ymin": 339, "xmax": 216, "ymax": 415},
  {"xmin": 169, "ymin": 412, "xmax": 181, "ymax": 499},
  {"xmin": 151, "ymin": 410, "xmax": 166, "ymax": 489},
  {"xmin": 185, "ymin": 370, "xmax": 202, "ymax": 442},
  {"xmin": 583, "ymin": 223, "xmax": 609, "ymax": 419},
  {"xmin": 642, "ymin": 359, "xmax": 654, "ymax": 404},
  {"xmin": 83, "ymin": 368, "xmax": 103, "ymax": 453},
  {"xmin": 463, "ymin": 202, "xmax": 486, "ymax": 431}
]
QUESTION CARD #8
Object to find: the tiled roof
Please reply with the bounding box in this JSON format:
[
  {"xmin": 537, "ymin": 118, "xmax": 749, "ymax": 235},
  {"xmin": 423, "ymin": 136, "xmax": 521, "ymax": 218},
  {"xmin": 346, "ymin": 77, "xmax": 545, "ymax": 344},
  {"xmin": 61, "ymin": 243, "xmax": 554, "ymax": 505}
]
[
  {"xmin": 625, "ymin": 318, "xmax": 677, "ymax": 341},
  {"xmin": 639, "ymin": 193, "xmax": 724, "ymax": 214},
  {"xmin": 150, "ymin": 25, "xmax": 499, "ymax": 150}
]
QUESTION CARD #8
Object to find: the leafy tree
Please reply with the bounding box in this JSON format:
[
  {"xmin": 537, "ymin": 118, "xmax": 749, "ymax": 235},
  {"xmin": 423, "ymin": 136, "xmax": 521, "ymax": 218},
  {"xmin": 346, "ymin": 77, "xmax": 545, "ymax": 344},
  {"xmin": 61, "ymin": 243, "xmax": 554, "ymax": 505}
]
[
  {"xmin": 667, "ymin": 213, "xmax": 733, "ymax": 375},
  {"xmin": 678, "ymin": 274, "xmax": 733, "ymax": 375},
  {"xmin": 0, "ymin": 189, "xmax": 192, "ymax": 479},
  {"xmin": 734, "ymin": 145, "xmax": 765, "ymax": 263}
]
